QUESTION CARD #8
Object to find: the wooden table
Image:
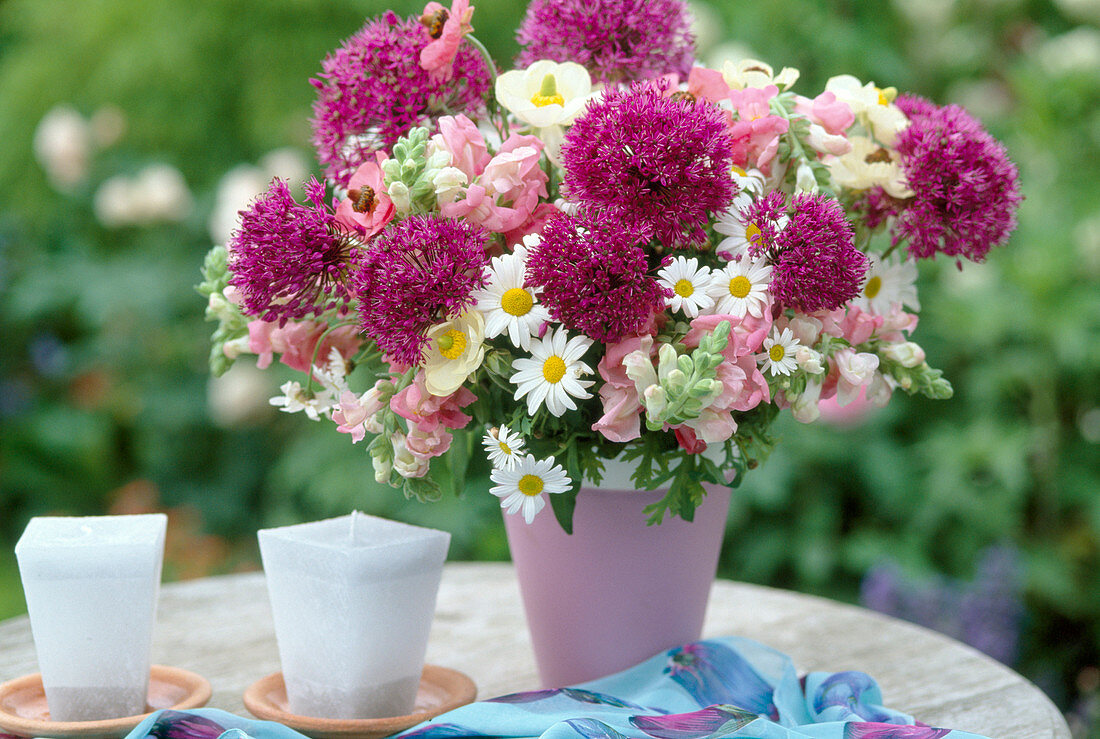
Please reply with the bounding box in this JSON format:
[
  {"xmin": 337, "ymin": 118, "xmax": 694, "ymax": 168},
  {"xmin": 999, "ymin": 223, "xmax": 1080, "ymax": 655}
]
[{"xmin": 0, "ymin": 563, "xmax": 1069, "ymax": 739}]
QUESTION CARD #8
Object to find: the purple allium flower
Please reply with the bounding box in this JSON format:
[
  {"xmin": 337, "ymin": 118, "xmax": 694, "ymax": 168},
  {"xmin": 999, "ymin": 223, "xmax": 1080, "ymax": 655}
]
[
  {"xmin": 560, "ymin": 84, "xmax": 735, "ymax": 249},
  {"xmin": 516, "ymin": 0, "xmax": 694, "ymax": 84},
  {"xmin": 759, "ymin": 194, "xmax": 866, "ymax": 313},
  {"xmin": 311, "ymin": 11, "xmax": 491, "ymax": 187},
  {"xmin": 526, "ymin": 210, "xmax": 669, "ymax": 343},
  {"xmin": 228, "ymin": 178, "xmax": 358, "ymax": 326},
  {"xmin": 891, "ymin": 95, "xmax": 1021, "ymax": 263},
  {"xmin": 741, "ymin": 190, "xmax": 790, "ymax": 254},
  {"xmin": 354, "ymin": 215, "xmax": 488, "ymax": 366}
]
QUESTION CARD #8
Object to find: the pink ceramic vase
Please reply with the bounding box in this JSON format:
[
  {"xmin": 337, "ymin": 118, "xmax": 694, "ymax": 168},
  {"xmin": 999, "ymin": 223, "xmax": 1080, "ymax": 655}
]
[{"xmin": 503, "ymin": 477, "xmax": 731, "ymax": 687}]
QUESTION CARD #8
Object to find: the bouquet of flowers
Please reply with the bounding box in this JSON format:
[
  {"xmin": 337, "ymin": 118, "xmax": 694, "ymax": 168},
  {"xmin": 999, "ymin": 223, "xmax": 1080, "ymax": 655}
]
[{"xmin": 199, "ymin": 0, "xmax": 1020, "ymax": 531}]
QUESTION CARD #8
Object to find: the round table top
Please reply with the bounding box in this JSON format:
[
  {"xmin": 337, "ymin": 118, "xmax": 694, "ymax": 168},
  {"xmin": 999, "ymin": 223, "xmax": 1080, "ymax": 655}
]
[{"xmin": 0, "ymin": 562, "xmax": 1068, "ymax": 739}]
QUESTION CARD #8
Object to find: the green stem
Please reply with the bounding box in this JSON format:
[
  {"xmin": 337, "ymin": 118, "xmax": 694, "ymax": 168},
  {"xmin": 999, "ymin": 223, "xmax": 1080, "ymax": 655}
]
[{"xmin": 465, "ymin": 34, "xmax": 510, "ymax": 142}]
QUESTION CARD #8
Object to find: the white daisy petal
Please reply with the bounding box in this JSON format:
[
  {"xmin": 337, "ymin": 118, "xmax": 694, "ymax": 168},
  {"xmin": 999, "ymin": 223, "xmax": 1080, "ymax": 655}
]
[
  {"xmin": 489, "ymin": 453, "xmax": 572, "ymax": 524},
  {"xmin": 508, "ymin": 326, "xmax": 595, "ymax": 418}
]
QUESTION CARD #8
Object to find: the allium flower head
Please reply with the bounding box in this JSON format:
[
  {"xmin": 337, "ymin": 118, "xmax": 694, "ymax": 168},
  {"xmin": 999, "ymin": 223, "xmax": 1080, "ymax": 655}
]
[
  {"xmin": 228, "ymin": 177, "xmax": 357, "ymax": 326},
  {"xmin": 526, "ymin": 211, "xmax": 669, "ymax": 344},
  {"xmin": 560, "ymin": 84, "xmax": 736, "ymax": 248},
  {"xmin": 515, "ymin": 0, "xmax": 694, "ymax": 84},
  {"xmin": 311, "ymin": 11, "xmax": 491, "ymax": 187},
  {"xmin": 763, "ymin": 194, "xmax": 867, "ymax": 313},
  {"xmin": 892, "ymin": 95, "xmax": 1021, "ymax": 263},
  {"xmin": 354, "ymin": 214, "xmax": 488, "ymax": 365}
]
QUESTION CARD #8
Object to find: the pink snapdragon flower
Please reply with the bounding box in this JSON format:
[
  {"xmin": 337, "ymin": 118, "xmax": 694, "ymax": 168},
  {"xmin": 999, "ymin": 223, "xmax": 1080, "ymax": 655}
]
[
  {"xmin": 683, "ymin": 312, "xmax": 771, "ymax": 357},
  {"xmin": 390, "ymin": 371, "xmax": 476, "ymax": 435},
  {"xmin": 246, "ymin": 320, "xmax": 362, "ymax": 373},
  {"xmin": 794, "ymin": 91, "xmax": 853, "ymax": 135},
  {"xmin": 405, "ymin": 425, "xmax": 454, "ymax": 459},
  {"xmin": 592, "ymin": 334, "xmax": 656, "ymax": 442},
  {"xmin": 726, "ymin": 85, "xmax": 790, "ymax": 175},
  {"xmin": 817, "ymin": 306, "xmax": 884, "ymax": 346},
  {"xmin": 419, "ymin": 0, "xmax": 475, "ymax": 83},
  {"xmin": 827, "ymin": 348, "xmax": 881, "ymax": 407},
  {"xmin": 391, "ymin": 431, "xmax": 431, "ymax": 478},
  {"xmin": 501, "ymin": 202, "xmax": 559, "ymax": 247},
  {"xmin": 686, "ymin": 67, "xmax": 730, "ymax": 103},
  {"xmin": 335, "ymin": 153, "xmax": 395, "ymax": 238},
  {"xmin": 432, "ymin": 114, "xmax": 490, "ymax": 179},
  {"xmin": 437, "ymin": 121, "xmax": 549, "ymax": 233},
  {"xmin": 793, "ymin": 91, "xmax": 853, "ymax": 155},
  {"xmin": 332, "ymin": 385, "xmax": 389, "ymax": 443}
]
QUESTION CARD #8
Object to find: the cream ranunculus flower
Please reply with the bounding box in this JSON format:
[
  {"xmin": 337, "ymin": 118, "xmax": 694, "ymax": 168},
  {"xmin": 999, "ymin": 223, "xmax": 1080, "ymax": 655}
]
[
  {"xmin": 825, "ymin": 75, "xmax": 909, "ymax": 146},
  {"xmin": 722, "ymin": 58, "xmax": 800, "ymax": 90},
  {"xmin": 825, "ymin": 135, "xmax": 913, "ymax": 198},
  {"xmin": 422, "ymin": 310, "xmax": 486, "ymax": 396},
  {"xmin": 495, "ymin": 60, "xmax": 596, "ymax": 161}
]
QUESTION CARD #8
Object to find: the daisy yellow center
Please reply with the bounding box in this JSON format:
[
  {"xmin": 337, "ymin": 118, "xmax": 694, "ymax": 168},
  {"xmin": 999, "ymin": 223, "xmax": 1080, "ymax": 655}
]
[
  {"xmin": 436, "ymin": 329, "xmax": 467, "ymax": 360},
  {"xmin": 769, "ymin": 344, "xmax": 786, "ymax": 362},
  {"xmin": 729, "ymin": 276, "xmax": 752, "ymax": 299},
  {"xmin": 876, "ymin": 86, "xmax": 896, "ymax": 106},
  {"xmin": 674, "ymin": 278, "xmax": 695, "ymax": 298},
  {"xmin": 501, "ymin": 287, "xmax": 534, "ymax": 316},
  {"xmin": 531, "ymin": 74, "xmax": 565, "ymax": 107},
  {"xmin": 864, "ymin": 275, "xmax": 883, "ymax": 299},
  {"xmin": 542, "ymin": 355, "xmax": 567, "ymax": 383},
  {"xmin": 518, "ymin": 474, "xmax": 544, "ymax": 496},
  {"xmin": 745, "ymin": 222, "xmax": 763, "ymax": 245},
  {"xmin": 499, "ymin": 441, "xmax": 512, "ymax": 455},
  {"xmin": 731, "ymin": 164, "xmax": 747, "ymax": 177}
]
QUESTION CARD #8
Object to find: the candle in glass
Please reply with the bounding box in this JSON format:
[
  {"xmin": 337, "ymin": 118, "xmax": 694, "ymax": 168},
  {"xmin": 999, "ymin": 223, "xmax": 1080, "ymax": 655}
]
[
  {"xmin": 14, "ymin": 514, "xmax": 167, "ymax": 721},
  {"xmin": 258, "ymin": 511, "xmax": 451, "ymax": 719}
]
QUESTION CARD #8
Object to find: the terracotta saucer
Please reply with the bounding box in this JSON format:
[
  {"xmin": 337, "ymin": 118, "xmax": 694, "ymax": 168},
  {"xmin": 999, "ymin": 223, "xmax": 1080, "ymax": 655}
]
[
  {"xmin": 242, "ymin": 664, "xmax": 476, "ymax": 739},
  {"xmin": 0, "ymin": 665, "xmax": 211, "ymax": 739}
]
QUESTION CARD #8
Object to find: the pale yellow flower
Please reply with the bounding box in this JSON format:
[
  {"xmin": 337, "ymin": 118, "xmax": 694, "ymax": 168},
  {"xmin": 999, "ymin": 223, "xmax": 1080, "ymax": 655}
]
[
  {"xmin": 422, "ymin": 310, "xmax": 486, "ymax": 396},
  {"xmin": 722, "ymin": 58, "xmax": 800, "ymax": 90}
]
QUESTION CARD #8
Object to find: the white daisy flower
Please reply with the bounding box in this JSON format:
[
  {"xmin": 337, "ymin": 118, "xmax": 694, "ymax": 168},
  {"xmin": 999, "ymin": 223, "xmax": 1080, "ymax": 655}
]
[
  {"xmin": 657, "ymin": 257, "xmax": 715, "ymax": 318},
  {"xmin": 853, "ymin": 254, "xmax": 921, "ymax": 315},
  {"xmin": 474, "ymin": 243, "xmax": 552, "ymax": 350},
  {"xmin": 482, "ymin": 425, "xmax": 526, "ymax": 470},
  {"xmin": 730, "ymin": 166, "xmax": 767, "ymax": 198},
  {"xmin": 511, "ymin": 327, "xmax": 595, "ymax": 417},
  {"xmin": 708, "ymin": 257, "xmax": 773, "ymax": 317},
  {"xmin": 759, "ymin": 327, "xmax": 801, "ymax": 376},
  {"xmin": 490, "ymin": 453, "xmax": 572, "ymax": 524}
]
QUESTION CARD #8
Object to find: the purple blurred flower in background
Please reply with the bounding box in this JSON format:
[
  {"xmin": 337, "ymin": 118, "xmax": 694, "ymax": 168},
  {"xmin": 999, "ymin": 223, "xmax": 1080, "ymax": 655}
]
[{"xmin": 860, "ymin": 545, "xmax": 1025, "ymax": 666}]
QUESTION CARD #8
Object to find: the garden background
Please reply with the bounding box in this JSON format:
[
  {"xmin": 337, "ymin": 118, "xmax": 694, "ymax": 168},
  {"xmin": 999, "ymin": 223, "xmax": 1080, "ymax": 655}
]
[{"xmin": 1, "ymin": 0, "xmax": 1098, "ymax": 733}]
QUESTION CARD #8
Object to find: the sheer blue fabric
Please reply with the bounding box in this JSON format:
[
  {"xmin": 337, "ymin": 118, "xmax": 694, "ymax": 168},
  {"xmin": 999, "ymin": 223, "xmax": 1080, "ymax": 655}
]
[{"xmin": 123, "ymin": 637, "xmax": 989, "ymax": 739}]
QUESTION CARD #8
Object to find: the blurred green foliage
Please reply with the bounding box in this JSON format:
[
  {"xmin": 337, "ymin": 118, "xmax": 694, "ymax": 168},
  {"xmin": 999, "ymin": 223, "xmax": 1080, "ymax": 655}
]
[{"xmin": 1, "ymin": 0, "xmax": 1098, "ymax": 724}]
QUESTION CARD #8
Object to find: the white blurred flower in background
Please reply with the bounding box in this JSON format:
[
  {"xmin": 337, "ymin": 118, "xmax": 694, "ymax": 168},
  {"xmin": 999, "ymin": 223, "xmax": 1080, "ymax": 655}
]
[
  {"xmin": 206, "ymin": 362, "xmax": 279, "ymax": 428},
  {"xmin": 208, "ymin": 148, "xmax": 310, "ymax": 244},
  {"xmin": 94, "ymin": 163, "xmax": 193, "ymax": 227},
  {"xmin": 34, "ymin": 105, "xmax": 127, "ymax": 191}
]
